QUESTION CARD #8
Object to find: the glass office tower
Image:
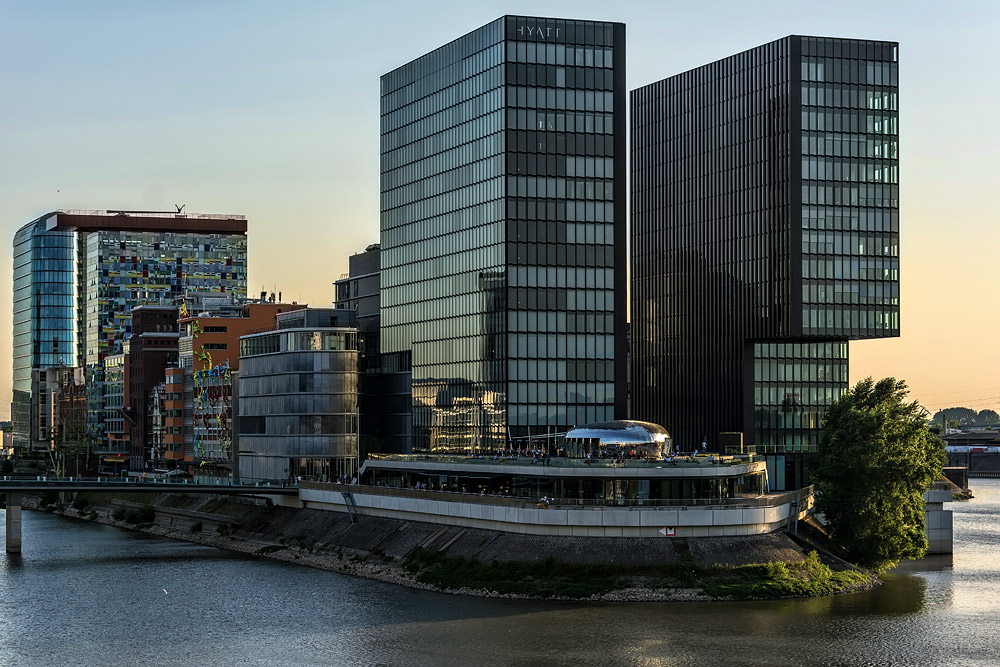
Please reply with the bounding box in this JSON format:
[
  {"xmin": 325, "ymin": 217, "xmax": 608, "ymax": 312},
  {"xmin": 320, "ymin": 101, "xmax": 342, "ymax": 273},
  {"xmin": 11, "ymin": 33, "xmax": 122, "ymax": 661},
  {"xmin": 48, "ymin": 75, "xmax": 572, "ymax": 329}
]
[
  {"xmin": 631, "ymin": 36, "xmax": 899, "ymax": 489},
  {"xmin": 12, "ymin": 218, "xmax": 78, "ymax": 448},
  {"xmin": 380, "ymin": 16, "xmax": 627, "ymax": 452}
]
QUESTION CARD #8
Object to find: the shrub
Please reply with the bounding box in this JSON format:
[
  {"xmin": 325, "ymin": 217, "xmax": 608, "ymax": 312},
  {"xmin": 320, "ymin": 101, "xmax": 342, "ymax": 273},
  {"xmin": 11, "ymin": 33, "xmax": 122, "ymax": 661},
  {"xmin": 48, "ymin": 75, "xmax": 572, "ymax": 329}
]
[
  {"xmin": 216, "ymin": 523, "xmax": 231, "ymax": 536},
  {"xmin": 39, "ymin": 491, "xmax": 59, "ymax": 507},
  {"xmin": 136, "ymin": 504, "xmax": 156, "ymax": 524},
  {"xmin": 123, "ymin": 509, "xmax": 140, "ymax": 524},
  {"xmin": 0, "ymin": 459, "xmax": 12, "ymax": 474},
  {"xmin": 190, "ymin": 521, "xmax": 203, "ymax": 533},
  {"xmin": 111, "ymin": 507, "xmax": 126, "ymax": 521},
  {"xmin": 72, "ymin": 496, "xmax": 90, "ymax": 511},
  {"xmin": 87, "ymin": 510, "xmax": 98, "ymax": 520}
]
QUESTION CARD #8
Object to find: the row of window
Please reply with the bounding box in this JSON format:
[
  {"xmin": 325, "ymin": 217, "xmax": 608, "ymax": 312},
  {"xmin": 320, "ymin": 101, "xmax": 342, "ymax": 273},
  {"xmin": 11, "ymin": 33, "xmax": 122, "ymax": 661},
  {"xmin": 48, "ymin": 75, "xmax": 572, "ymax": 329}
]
[
  {"xmin": 801, "ymin": 109, "xmax": 898, "ymax": 135},
  {"xmin": 508, "ymin": 309, "xmax": 614, "ymax": 335},
  {"xmin": 511, "ymin": 241, "xmax": 615, "ymax": 268},
  {"xmin": 802, "ymin": 132, "xmax": 897, "ymax": 160},
  {"xmin": 382, "ymin": 64, "xmax": 503, "ymax": 137},
  {"xmin": 508, "ymin": 175, "xmax": 615, "ymax": 201},
  {"xmin": 508, "ymin": 381, "xmax": 615, "ymax": 405},
  {"xmin": 382, "ymin": 246, "xmax": 504, "ymax": 291},
  {"xmin": 510, "ymin": 154, "xmax": 614, "ymax": 180},
  {"xmin": 508, "ymin": 404, "xmax": 614, "ymax": 428},
  {"xmin": 802, "ymin": 206, "xmax": 898, "ymax": 233},
  {"xmin": 383, "ymin": 108, "xmax": 503, "ymax": 173},
  {"xmin": 801, "ymin": 307, "xmax": 898, "ymax": 332},
  {"xmin": 755, "ymin": 409, "xmax": 833, "ymax": 431},
  {"xmin": 507, "ymin": 63, "xmax": 615, "ymax": 91},
  {"xmin": 380, "ymin": 267, "xmax": 499, "ymax": 307},
  {"xmin": 509, "ymin": 287, "xmax": 614, "ymax": 312},
  {"xmin": 509, "ymin": 109, "xmax": 614, "ymax": 135},
  {"xmin": 383, "ymin": 84, "xmax": 502, "ymax": 153},
  {"xmin": 802, "ymin": 231, "xmax": 899, "ymax": 257},
  {"xmin": 381, "ymin": 291, "xmax": 502, "ymax": 327},
  {"xmin": 802, "ymin": 157, "xmax": 898, "ymax": 184},
  {"xmin": 382, "ymin": 154, "xmax": 503, "ymax": 210},
  {"xmin": 381, "ymin": 223, "xmax": 501, "ymax": 270},
  {"xmin": 384, "ymin": 133, "xmax": 500, "ymax": 189},
  {"xmin": 508, "ymin": 264, "xmax": 614, "ymax": 289},
  {"xmin": 239, "ymin": 414, "xmax": 359, "ymax": 436},
  {"xmin": 803, "ymin": 280, "xmax": 899, "ymax": 306},
  {"xmin": 801, "ymin": 58, "xmax": 898, "ymax": 86},
  {"xmin": 754, "ymin": 358, "xmax": 848, "ymax": 383},
  {"xmin": 754, "ymin": 382, "xmax": 847, "ymax": 408},
  {"xmin": 508, "ymin": 333, "xmax": 614, "ymax": 361},
  {"xmin": 802, "ymin": 256, "xmax": 898, "ymax": 281},
  {"xmin": 382, "ymin": 199, "xmax": 502, "ymax": 245},
  {"xmin": 802, "ymin": 183, "xmax": 898, "ymax": 208},
  {"xmin": 240, "ymin": 331, "xmax": 359, "ymax": 357},
  {"xmin": 382, "ymin": 40, "xmax": 503, "ymax": 113},
  {"xmin": 382, "ymin": 176, "xmax": 504, "ymax": 227},
  {"xmin": 240, "ymin": 352, "xmax": 358, "ymax": 377},
  {"xmin": 510, "ymin": 220, "xmax": 615, "ymax": 246},
  {"xmin": 506, "ymin": 41, "xmax": 614, "ymax": 68},
  {"xmin": 508, "ymin": 198, "xmax": 616, "ymax": 224},
  {"xmin": 240, "ymin": 395, "xmax": 357, "ymax": 416},
  {"xmin": 507, "ymin": 86, "xmax": 614, "ymax": 113},
  {"xmin": 801, "ymin": 84, "xmax": 897, "ymax": 111}
]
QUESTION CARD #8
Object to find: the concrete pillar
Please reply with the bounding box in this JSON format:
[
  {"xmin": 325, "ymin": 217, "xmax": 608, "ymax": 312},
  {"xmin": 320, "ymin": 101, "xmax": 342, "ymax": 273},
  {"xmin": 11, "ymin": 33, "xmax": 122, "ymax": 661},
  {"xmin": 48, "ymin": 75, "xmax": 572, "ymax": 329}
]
[{"xmin": 5, "ymin": 492, "xmax": 22, "ymax": 554}]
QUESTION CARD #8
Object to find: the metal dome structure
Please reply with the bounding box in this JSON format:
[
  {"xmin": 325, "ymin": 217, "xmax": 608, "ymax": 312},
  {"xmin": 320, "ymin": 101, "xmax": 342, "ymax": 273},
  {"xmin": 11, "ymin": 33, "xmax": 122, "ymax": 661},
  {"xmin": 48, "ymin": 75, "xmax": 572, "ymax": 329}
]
[{"xmin": 564, "ymin": 420, "xmax": 672, "ymax": 457}]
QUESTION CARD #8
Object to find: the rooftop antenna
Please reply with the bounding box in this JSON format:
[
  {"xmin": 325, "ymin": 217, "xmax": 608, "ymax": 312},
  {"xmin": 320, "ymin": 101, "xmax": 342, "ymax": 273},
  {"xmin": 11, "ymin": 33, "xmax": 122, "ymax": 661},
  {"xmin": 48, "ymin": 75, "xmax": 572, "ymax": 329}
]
[{"xmin": 175, "ymin": 204, "xmax": 186, "ymax": 213}]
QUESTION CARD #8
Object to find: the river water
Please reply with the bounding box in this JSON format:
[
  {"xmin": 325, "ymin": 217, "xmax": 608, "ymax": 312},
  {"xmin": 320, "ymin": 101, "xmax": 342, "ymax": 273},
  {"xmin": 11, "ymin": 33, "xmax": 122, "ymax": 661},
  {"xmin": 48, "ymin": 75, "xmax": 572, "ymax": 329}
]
[{"xmin": 2, "ymin": 481, "xmax": 999, "ymax": 667}]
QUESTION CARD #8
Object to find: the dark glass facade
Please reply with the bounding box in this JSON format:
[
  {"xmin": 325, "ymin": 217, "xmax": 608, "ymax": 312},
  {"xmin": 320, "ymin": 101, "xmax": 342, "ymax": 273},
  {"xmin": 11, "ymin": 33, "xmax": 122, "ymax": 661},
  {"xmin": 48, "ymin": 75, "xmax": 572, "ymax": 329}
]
[
  {"xmin": 631, "ymin": 36, "xmax": 899, "ymax": 488},
  {"xmin": 380, "ymin": 16, "xmax": 627, "ymax": 453},
  {"xmin": 334, "ymin": 245, "xmax": 413, "ymax": 454}
]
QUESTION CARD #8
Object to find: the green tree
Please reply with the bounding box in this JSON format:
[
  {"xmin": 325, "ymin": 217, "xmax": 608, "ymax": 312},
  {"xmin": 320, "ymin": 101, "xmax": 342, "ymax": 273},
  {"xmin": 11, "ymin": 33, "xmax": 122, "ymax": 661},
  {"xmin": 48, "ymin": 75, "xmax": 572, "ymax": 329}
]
[
  {"xmin": 932, "ymin": 407, "xmax": 976, "ymax": 428},
  {"xmin": 810, "ymin": 377, "xmax": 946, "ymax": 570},
  {"xmin": 974, "ymin": 409, "xmax": 1000, "ymax": 426}
]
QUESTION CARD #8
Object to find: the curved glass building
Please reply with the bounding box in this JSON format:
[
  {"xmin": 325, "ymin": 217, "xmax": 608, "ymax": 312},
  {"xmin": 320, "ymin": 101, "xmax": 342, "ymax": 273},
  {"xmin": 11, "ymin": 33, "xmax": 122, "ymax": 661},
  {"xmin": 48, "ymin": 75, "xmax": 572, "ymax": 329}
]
[
  {"xmin": 238, "ymin": 309, "xmax": 360, "ymax": 481},
  {"xmin": 12, "ymin": 217, "xmax": 77, "ymax": 447}
]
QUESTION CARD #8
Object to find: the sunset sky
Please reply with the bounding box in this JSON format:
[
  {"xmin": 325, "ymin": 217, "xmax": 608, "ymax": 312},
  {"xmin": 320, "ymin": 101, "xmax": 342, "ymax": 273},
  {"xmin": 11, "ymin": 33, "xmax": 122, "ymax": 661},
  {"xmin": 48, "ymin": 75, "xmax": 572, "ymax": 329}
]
[{"xmin": 1, "ymin": 0, "xmax": 997, "ymax": 420}]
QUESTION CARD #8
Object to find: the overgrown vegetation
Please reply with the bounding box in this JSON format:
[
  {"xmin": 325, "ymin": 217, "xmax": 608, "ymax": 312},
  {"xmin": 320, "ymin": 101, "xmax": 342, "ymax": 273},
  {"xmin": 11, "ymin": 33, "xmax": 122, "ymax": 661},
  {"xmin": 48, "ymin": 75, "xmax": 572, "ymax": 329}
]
[
  {"xmin": 189, "ymin": 521, "xmax": 203, "ymax": 533},
  {"xmin": 254, "ymin": 544, "xmax": 289, "ymax": 555},
  {"xmin": 404, "ymin": 549, "xmax": 869, "ymax": 600},
  {"xmin": 122, "ymin": 504, "xmax": 156, "ymax": 525},
  {"xmin": 810, "ymin": 377, "xmax": 947, "ymax": 570},
  {"xmin": 697, "ymin": 552, "xmax": 871, "ymax": 599},
  {"xmin": 405, "ymin": 550, "xmax": 625, "ymax": 598},
  {"xmin": 72, "ymin": 495, "xmax": 90, "ymax": 511},
  {"xmin": 111, "ymin": 507, "xmax": 127, "ymax": 521}
]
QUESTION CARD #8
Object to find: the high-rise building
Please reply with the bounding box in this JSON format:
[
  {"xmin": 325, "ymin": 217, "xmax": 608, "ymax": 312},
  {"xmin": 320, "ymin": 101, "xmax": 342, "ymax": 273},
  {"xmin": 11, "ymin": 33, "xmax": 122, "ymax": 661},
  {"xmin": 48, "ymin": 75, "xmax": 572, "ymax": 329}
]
[
  {"xmin": 334, "ymin": 244, "xmax": 412, "ymax": 454},
  {"xmin": 380, "ymin": 16, "xmax": 627, "ymax": 452},
  {"xmin": 631, "ymin": 36, "xmax": 899, "ymax": 489},
  {"xmin": 11, "ymin": 209, "xmax": 248, "ymax": 454}
]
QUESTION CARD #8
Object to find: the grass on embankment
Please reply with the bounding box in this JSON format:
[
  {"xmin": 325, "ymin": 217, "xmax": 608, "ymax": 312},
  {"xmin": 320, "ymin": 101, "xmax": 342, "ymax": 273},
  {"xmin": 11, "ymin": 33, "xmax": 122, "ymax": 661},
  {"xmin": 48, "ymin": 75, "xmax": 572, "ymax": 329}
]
[{"xmin": 405, "ymin": 549, "xmax": 872, "ymax": 600}]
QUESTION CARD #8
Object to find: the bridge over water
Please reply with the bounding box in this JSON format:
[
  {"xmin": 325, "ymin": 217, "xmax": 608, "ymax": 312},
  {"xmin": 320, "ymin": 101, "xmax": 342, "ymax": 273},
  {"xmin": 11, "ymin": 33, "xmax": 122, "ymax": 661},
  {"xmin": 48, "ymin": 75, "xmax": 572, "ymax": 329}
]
[{"xmin": 0, "ymin": 477, "xmax": 298, "ymax": 553}]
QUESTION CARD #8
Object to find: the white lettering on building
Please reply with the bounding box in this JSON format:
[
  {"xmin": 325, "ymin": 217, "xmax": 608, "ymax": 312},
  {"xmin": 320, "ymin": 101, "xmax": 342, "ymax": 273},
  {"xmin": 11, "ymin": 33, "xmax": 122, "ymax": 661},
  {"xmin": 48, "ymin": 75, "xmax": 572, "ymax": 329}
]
[{"xmin": 517, "ymin": 25, "xmax": 561, "ymax": 39}]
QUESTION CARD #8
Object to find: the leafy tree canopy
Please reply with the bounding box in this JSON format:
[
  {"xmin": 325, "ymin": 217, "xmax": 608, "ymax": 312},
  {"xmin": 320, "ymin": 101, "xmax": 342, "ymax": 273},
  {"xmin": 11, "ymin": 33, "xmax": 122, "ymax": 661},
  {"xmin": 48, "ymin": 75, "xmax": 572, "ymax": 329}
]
[
  {"xmin": 931, "ymin": 407, "xmax": 1000, "ymax": 427},
  {"xmin": 810, "ymin": 377, "xmax": 946, "ymax": 570}
]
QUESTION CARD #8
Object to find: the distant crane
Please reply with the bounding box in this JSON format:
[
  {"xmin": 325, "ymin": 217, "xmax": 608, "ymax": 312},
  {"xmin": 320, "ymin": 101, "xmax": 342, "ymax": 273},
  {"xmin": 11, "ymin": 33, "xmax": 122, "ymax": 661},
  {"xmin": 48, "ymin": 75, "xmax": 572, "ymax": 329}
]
[{"xmin": 175, "ymin": 204, "xmax": 186, "ymax": 213}]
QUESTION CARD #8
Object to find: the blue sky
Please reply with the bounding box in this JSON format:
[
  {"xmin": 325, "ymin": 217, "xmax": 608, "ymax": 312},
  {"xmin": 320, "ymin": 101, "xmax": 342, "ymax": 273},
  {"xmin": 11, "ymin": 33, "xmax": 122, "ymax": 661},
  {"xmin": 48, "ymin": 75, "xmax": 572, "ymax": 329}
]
[{"xmin": 1, "ymin": 0, "xmax": 998, "ymax": 417}]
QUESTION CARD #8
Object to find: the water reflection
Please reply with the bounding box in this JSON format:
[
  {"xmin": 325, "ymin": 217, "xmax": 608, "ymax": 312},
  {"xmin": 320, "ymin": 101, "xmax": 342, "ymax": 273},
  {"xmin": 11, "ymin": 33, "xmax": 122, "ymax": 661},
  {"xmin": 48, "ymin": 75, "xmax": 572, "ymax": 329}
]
[{"xmin": 2, "ymin": 481, "xmax": 999, "ymax": 666}]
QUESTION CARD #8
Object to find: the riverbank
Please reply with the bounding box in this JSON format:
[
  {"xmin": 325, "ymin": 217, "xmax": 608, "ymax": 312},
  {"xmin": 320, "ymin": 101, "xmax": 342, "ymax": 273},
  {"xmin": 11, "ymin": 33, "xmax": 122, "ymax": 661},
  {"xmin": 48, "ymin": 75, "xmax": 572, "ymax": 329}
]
[{"xmin": 20, "ymin": 491, "xmax": 878, "ymax": 601}]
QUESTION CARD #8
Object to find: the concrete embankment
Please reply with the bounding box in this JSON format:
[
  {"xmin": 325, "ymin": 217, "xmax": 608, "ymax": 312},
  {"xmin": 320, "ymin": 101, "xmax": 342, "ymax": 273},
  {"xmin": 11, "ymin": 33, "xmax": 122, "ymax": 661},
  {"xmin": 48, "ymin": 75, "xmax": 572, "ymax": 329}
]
[{"xmin": 21, "ymin": 492, "xmax": 877, "ymax": 601}]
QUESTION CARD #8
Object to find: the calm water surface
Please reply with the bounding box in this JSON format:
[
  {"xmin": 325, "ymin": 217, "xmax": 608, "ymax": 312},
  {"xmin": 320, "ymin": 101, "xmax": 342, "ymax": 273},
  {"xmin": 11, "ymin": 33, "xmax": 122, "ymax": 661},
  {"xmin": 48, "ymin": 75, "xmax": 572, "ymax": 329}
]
[{"xmin": 3, "ymin": 481, "xmax": 1000, "ymax": 666}]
